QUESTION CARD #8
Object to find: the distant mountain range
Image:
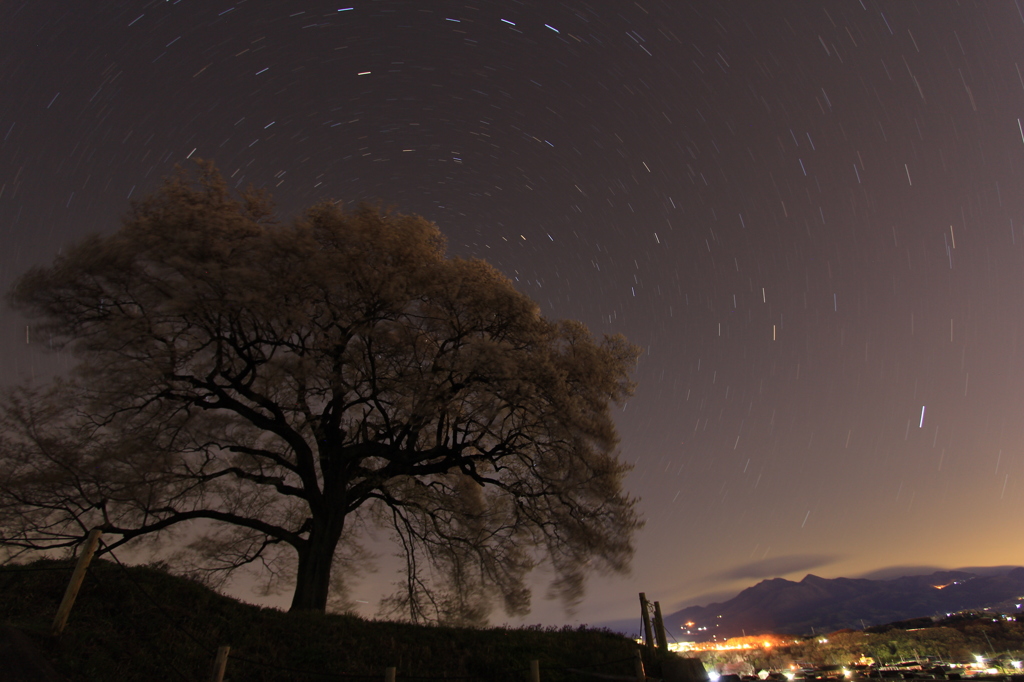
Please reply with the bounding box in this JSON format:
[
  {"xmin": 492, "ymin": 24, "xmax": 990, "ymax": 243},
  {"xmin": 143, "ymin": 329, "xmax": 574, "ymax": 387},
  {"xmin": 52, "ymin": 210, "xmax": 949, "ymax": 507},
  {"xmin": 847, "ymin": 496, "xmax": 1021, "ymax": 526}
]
[{"xmin": 656, "ymin": 567, "xmax": 1024, "ymax": 639}]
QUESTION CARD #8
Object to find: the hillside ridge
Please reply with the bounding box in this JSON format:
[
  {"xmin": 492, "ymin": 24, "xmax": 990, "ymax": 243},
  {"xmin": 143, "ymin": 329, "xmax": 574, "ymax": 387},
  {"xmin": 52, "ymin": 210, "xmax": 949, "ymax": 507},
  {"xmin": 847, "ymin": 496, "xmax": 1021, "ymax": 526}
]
[{"xmin": 664, "ymin": 567, "xmax": 1024, "ymax": 638}]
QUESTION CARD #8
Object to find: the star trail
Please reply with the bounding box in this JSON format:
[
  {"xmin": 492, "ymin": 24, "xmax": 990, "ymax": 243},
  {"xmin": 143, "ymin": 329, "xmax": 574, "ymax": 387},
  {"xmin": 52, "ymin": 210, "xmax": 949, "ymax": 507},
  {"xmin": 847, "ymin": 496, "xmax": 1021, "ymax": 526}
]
[{"xmin": 2, "ymin": 1, "xmax": 1023, "ymax": 627}]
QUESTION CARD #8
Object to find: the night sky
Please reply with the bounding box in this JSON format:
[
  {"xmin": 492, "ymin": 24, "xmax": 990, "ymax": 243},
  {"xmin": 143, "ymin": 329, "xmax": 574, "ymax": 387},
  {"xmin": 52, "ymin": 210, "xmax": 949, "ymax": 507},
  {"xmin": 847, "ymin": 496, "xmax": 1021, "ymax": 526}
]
[{"xmin": 3, "ymin": 1, "xmax": 1024, "ymax": 629}]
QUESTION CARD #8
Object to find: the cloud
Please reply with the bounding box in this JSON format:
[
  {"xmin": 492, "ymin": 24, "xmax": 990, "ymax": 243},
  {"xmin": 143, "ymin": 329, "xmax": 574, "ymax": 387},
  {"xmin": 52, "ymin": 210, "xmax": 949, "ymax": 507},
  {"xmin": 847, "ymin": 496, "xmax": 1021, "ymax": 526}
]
[
  {"xmin": 711, "ymin": 553, "xmax": 839, "ymax": 581},
  {"xmin": 854, "ymin": 565, "xmax": 944, "ymax": 580},
  {"xmin": 855, "ymin": 564, "xmax": 1022, "ymax": 580}
]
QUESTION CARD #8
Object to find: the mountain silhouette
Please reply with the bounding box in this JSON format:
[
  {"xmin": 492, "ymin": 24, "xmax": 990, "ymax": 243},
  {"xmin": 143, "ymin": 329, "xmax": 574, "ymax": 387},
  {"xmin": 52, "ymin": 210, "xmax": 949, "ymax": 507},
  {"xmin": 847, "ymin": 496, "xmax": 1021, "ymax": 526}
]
[{"xmin": 663, "ymin": 567, "xmax": 1024, "ymax": 638}]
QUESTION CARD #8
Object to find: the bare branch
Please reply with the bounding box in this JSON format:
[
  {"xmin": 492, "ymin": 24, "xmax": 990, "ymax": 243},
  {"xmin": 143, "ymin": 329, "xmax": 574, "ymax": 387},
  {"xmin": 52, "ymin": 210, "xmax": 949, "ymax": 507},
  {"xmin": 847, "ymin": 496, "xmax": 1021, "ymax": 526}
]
[{"xmin": 2, "ymin": 163, "xmax": 642, "ymax": 619}]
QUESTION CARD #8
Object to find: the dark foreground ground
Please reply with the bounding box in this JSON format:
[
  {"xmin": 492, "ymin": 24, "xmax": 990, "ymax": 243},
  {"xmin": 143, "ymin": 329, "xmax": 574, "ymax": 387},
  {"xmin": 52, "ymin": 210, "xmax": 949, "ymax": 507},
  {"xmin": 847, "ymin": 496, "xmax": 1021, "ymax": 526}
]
[{"xmin": 0, "ymin": 558, "xmax": 649, "ymax": 682}]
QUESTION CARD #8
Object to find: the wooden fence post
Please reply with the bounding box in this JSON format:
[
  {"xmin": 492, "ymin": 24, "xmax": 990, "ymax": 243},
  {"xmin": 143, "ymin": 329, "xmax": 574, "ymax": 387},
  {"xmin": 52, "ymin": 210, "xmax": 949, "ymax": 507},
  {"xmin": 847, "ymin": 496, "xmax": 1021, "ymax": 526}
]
[
  {"xmin": 634, "ymin": 649, "xmax": 647, "ymax": 682},
  {"xmin": 639, "ymin": 593, "xmax": 654, "ymax": 651},
  {"xmin": 653, "ymin": 601, "xmax": 668, "ymax": 653},
  {"xmin": 530, "ymin": 659, "xmax": 541, "ymax": 682},
  {"xmin": 51, "ymin": 528, "xmax": 102, "ymax": 636},
  {"xmin": 209, "ymin": 645, "xmax": 230, "ymax": 682},
  {"xmin": 385, "ymin": 666, "xmax": 396, "ymax": 682}
]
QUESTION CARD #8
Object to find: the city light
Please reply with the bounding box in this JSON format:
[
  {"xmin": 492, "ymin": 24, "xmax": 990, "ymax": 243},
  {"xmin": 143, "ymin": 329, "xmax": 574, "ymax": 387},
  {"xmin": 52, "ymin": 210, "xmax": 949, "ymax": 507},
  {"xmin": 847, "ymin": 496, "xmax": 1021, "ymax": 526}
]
[{"xmin": 670, "ymin": 634, "xmax": 797, "ymax": 653}]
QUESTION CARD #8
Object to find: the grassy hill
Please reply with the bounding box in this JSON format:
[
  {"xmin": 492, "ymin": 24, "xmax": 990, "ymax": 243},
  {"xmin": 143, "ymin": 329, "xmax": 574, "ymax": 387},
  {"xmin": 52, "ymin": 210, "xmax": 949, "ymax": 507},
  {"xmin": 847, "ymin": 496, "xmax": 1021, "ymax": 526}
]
[{"xmin": 0, "ymin": 558, "xmax": 644, "ymax": 682}]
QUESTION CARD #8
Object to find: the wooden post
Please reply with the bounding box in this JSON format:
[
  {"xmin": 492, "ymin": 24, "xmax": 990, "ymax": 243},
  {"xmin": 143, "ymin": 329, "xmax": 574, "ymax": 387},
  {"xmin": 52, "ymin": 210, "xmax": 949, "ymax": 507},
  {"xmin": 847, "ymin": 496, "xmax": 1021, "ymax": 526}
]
[
  {"xmin": 209, "ymin": 645, "xmax": 230, "ymax": 682},
  {"xmin": 639, "ymin": 592, "xmax": 654, "ymax": 651},
  {"xmin": 385, "ymin": 666, "xmax": 396, "ymax": 682},
  {"xmin": 634, "ymin": 649, "xmax": 647, "ymax": 682},
  {"xmin": 653, "ymin": 601, "xmax": 669, "ymax": 653},
  {"xmin": 530, "ymin": 659, "xmax": 541, "ymax": 682},
  {"xmin": 51, "ymin": 528, "xmax": 102, "ymax": 636}
]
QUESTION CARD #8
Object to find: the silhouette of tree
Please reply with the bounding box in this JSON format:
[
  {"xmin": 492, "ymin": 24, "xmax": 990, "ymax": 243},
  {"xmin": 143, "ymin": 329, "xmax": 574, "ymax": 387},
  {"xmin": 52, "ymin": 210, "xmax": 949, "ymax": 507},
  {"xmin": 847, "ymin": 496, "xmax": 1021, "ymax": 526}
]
[{"xmin": 0, "ymin": 163, "xmax": 642, "ymax": 622}]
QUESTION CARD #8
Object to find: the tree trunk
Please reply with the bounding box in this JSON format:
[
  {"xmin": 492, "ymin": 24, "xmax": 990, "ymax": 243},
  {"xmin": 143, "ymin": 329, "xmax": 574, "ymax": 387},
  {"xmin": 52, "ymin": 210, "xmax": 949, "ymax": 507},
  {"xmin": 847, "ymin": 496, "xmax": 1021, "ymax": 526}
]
[{"xmin": 289, "ymin": 517, "xmax": 344, "ymax": 613}]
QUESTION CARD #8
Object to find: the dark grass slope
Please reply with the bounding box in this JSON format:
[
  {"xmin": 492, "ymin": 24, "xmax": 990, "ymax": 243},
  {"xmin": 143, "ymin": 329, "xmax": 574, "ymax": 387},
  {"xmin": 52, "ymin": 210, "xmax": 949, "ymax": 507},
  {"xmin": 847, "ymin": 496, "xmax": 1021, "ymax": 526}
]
[{"xmin": 0, "ymin": 559, "xmax": 642, "ymax": 682}]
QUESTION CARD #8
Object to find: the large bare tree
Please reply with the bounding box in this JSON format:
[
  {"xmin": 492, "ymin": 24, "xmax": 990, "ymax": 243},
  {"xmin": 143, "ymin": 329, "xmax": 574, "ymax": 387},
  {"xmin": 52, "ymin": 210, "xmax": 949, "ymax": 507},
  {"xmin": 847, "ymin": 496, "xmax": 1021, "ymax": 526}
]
[{"xmin": 0, "ymin": 163, "xmax": 642, "ymax": 622}]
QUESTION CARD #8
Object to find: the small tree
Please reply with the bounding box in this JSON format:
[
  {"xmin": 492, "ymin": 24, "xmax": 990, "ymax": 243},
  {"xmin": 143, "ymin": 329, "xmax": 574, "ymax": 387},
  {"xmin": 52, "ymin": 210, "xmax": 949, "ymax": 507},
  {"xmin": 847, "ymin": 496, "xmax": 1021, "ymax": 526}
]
[{"xmin": 0, "ymin": 163, "xmax": 642, "ymax": 622}]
